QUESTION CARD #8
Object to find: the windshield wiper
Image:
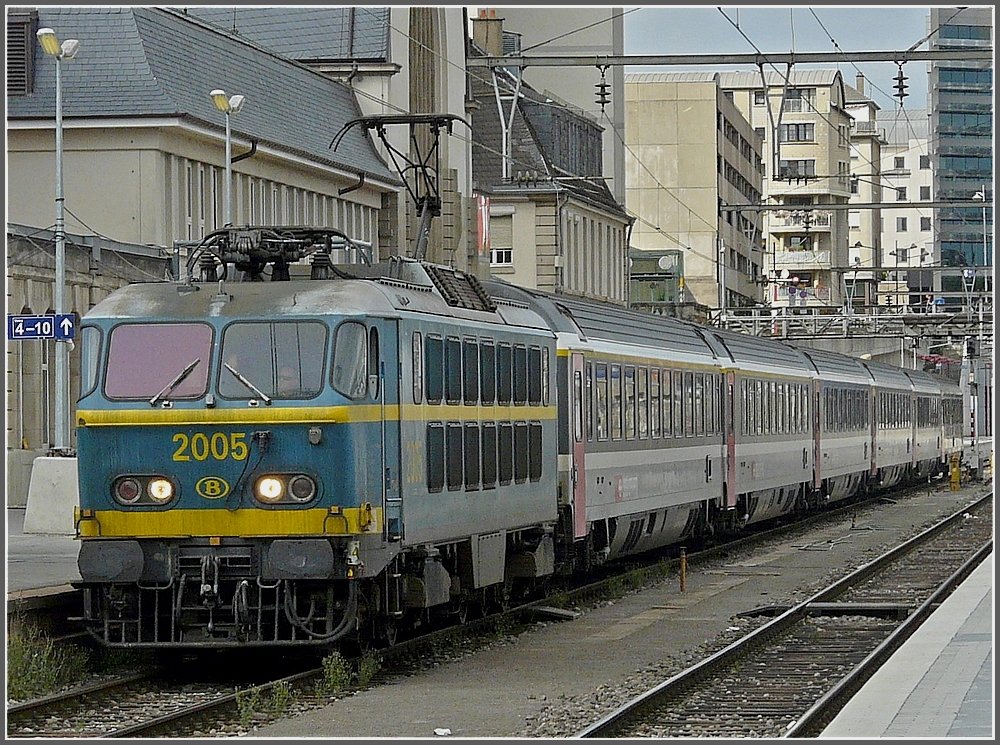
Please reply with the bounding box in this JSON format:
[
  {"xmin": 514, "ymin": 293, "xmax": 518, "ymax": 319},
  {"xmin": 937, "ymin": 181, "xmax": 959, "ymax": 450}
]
[
  {"xmin": 149, "ymin": 358, "xmax": 201, "ymax": 406},
  {"xmin": 224, "ymin": 363, "xmax": 272, "ymax": 405}
]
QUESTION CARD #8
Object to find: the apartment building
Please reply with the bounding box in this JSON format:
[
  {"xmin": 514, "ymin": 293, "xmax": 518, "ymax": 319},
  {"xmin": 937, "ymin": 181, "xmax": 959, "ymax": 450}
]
[
  {"xmin": 843, "ymin": 75, "xmax": 885, "ymax": 312},
  {"xmin": 877, "ymin": 108, "xmax": 935, "ymax": 311},
  {"xmin": 625, "ymin": 72, "xmax": 764, "ymax": 313},
  {"xmin": 720, "ymin": 70, "xmax": 853, "ymax": 312}
]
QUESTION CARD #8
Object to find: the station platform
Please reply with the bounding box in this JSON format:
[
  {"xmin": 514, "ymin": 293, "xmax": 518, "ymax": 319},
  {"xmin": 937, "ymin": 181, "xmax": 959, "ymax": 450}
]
[
  {"xmin": 5, "ymin": 507, "xmax": 81, "ymax": 599},
  {"xmin": 821, "ymin": 555, "xmax": 993, "ymax": 738}
]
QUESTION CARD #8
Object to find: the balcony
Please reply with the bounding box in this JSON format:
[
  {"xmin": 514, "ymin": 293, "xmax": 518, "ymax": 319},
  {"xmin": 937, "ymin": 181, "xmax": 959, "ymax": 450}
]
[
  {"xmin": 768, "ymin": 209, "xmax": 833, "ymax": 232},
  {"xmin": 851, "ymin": 120, "xmax": 880, "ymax": 135},
  {"xmin": 774, "ymin": 250, "xmax": 833, "ymax": 268}
]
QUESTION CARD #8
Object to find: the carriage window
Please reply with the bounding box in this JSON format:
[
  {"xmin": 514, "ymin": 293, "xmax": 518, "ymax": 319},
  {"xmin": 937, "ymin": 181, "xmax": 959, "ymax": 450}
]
[
  {"xmin": 480, "ymin": 340, "xmax": 496, "ymax": 405},
  {"xmin": 513, "ymin": 344, "xmax": 528, "ymax": 405},
  {"xmin": 573, "ymin": 370, "xmax": 584, "ymax": 442},
  {"xmin": 637, "ymin": 368, "xmax": 649, "ymax": 439},
  {"xmin": 445, "ymin": 337, "xmax": 462, "ymax": 404},
  {"xmin": 586, "ymin": 362, "xmax": 595, "ymax": 441},
  {"xmin": 498, "ymin": 423, "xmax": 514, "ymax": 484},
  {"xmin": 529, "ymin": 422, "xmax": 543, "ymax": 481},
  {"xmin": 482, "ymin": 423, "xmax": 497, "ymax": 488},
  {"xmin": 683, "ymin": 372, "xmax": 694, "ymax": 437},
  {"xmin": 426, "ymin": 423, "xmax": 445, "ymax": 492},
  {"xmin": 705, "ymin": 375, "xmax": 715, "ymax": 435},
  {"xmin": 624, "ymin": 367, "xmax": 636, "ymax": 440},
  {"xmin": 528, "ymin": 346, "xmax": 542, "ymax": 405},
  {"xmin": 219, "ymin": 321, "xmax": 326, "ymax": 400},
  {"xmin": 755, "ymin": 380, "xmax": 764, "ymax": 436},
  {"xmin": 596, "ymin": 363, "xmax": 609, "ymax": 441},
  {"xmin": 611, "ymin": 365, "xmax": 623, "ymax": 440},
  {"xmin": 463, "ymin": 339, "xmax": 479, "ymax": 405},
  {"xmin": 446, "ymin": 422, "xmax": 463, "ymax": 490},
  {"xmin": 694, "ymin": 374, "xmax": 704, "ymax": 437},
  {"xmin": 649, "ymin": 369, "xmax": 661, "ymax": 438},
  {"xmin": 497, "ymin": 343, "xmax": 512, "ymax": 405},
  {"xmin": 412, "ymin": 333, "xmax": 423, "ymax": 404},
  {"xmin": 514, "ymin": 422, "xmax": 529, "ymax": 483},
  {"xmin": 79, "ymin": 325, "xmax": 102, "ymax": 398},
  {"xmin": 425, "ymin": 335, "xmax": 444, "ymax": 404},
  {"xmin": 542, "ymin": 348, "xmax": 550, "ymax": 406},
  {"xmin": 673, "ymin": 370, "xmax": 684, "ymax": 436},
  {"xmin": 464, "ymin": 423, "xmax": 480, "ymax": 489}
]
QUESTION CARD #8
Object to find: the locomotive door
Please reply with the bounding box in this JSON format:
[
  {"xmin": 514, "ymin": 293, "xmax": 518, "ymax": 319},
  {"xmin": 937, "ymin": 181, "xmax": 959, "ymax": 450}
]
[
  {"xmin": 571, "ymin": 352, "xmax": 587, "ymax": 538},
  {"xmin": 371, "ymin": 320, "xmax": 401, "ymax": 541}
]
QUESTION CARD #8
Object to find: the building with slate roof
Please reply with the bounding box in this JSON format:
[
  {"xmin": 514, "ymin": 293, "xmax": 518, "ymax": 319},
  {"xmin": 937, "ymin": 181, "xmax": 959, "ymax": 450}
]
[
  {"xmin": 469, "ymin": 11, "xmax": 633, "ymax": 304},
  {"xmin": 182, "ymin": 6, "xmax": 479, "ymax": 273}
]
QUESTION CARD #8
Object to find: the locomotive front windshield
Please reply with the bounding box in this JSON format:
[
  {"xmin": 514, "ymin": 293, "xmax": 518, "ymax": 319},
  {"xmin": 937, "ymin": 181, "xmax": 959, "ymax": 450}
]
[
  {"xmin": 219, "ymin": 321, "xmax": 327, "ymax": 400},
  {"xmin": 105, "ymin": 323, "xmax": 213, "ymax": 400}
]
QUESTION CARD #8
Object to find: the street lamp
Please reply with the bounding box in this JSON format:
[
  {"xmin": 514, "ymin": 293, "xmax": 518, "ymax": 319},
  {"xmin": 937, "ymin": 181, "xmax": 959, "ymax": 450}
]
[
  {"xmin": 210, "ymin": 89, "xmax": 245, "ymax": 227},
  {"xmin": 37, "ymin": 27, "xmax": 80, "ymax": 453},
  {"xmin": 972, "ymin": 186, "xmax": 990, "ymax": 293}
]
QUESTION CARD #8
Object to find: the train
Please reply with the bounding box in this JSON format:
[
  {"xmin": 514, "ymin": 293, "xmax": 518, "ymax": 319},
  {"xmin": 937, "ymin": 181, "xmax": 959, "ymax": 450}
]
[{"xmin": 72, "ymin": 225, "xmax": 965, "ymax": 648}]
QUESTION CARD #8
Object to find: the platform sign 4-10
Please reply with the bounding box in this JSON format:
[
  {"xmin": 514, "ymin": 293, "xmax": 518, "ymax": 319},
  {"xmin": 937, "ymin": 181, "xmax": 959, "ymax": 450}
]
[{"xmin": 7, "ymin": 313, "xmax": 76, "ymax": 341}]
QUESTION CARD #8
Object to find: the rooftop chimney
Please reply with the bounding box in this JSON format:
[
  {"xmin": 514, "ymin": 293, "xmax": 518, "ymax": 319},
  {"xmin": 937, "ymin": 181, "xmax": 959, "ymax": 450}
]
[
  {"xmin": 856, "ymin": 73, "xmax": 865, "ymax": 96},
  {"xmin": 473, "ymin": 7, "xmax": 504, "ymax": 57}
]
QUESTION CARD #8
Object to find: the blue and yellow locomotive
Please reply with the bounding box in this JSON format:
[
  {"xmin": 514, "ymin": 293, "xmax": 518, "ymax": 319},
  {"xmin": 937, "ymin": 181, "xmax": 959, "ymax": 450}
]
[{"xmin": 75, "ymin": 229, "xmax": 559, "ymax": 646}]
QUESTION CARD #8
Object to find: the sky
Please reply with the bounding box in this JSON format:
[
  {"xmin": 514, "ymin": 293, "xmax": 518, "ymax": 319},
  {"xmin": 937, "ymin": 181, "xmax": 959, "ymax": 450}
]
[{"xmin": 622, "ymin": 5, "xmax": 947, "ymax": 112}]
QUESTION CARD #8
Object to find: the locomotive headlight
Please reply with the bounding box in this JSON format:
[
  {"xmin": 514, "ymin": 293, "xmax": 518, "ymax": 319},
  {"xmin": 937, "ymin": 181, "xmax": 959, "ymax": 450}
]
[
  {"xmin": 115, "ymin": 478, "xmax": 142, "ymax": 504},
  {"xmin": 255, "ymin": 476, "xmax": 285, "ymax": 503},
  {"xmin": 288, "ymin": 475, "xmax": 316, "ymax": 502},
  {"xmin": 147, "ymin": 478, "xmax": 174, "ymax": 503}
]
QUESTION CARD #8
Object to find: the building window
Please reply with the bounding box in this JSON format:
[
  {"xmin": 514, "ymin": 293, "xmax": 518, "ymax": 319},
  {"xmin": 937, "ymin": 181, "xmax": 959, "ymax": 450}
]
[
  {"xmin": 778, "ymin": 160, "xmax": 816, "ymax": 178},
  {"xmin": 894, "ymin": 156, "xmax": 905, "ymax": 170},
  {"xmin": 778, "ymin": 123, "xmax": 815, "ymax": 142},
  {"xmin": 897, "ymin": 186, "xmax": 907, "ymax": 201},
  {"xmin": 921, "ymin": 217, "xmax": 932, "ymax": 231},
  {"xmin": 754, "ymin": 127, "xmax": 766, "ymax": 141},
  {"xmin": 920, "ymin": 186, "xmax": 931, "ymax": 201},
  {"xmin": 490, "ymin": 214, "xmax": 513, "ymax": 266},
  {"xmin": 849, "ymin": 178, "xmax": 859, "ymax": 194},
  {"xmin": 896, "ymin": 217, "xmax": 908, "ymax": 232},
  {"xmin": 753, "ymin": 90, "xmax": 765, "ymax": 105},
  {"xmin": 919, "ymin": 154, "xmax": 931, "ymax": 170}
]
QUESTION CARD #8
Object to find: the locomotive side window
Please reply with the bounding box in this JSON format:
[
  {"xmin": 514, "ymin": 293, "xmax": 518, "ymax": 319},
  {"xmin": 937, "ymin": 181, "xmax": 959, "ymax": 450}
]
[
  {"xmin": 107, "ymin": 322, "xmax": 212, "ymax": 400},
  {"xmin": 446, "ymin": 422, "xmax": 463, "ymax": 490},
  {"xmin": 412, "ymin": 333, "xmax": 423, "ymax": 404},
  {"xmin": 513, "ymin": 344, "xmax": 528, "ymax": 405},
  {"xmin": 427, "ymin": 423, "xmax": 445, "ymax": 492},
  {"xmin": 528, "ymin": 346, "xmax": 542, "ymax": 405},
  {"xmin": 650, "ymin": 369, "xmax": 661, "ymax": 438},
  {"xmin": 330, "ymin": 321, "xmax": 368, "ymax": 399},
  {"xmin": 542, "ymin": 348, "xmax": 550, "ymax": 406},
  {"xmin": 480, "ymin": 340, "xmax": 496, "ymax": 405},
  {"xmin": 463, "ymin": 339, "xmax": 479, "ymax": 405},
  {"xmin": 498, "ymin": 423, "xmax": 514, "ymax": 484},
  {"xmin": 610, "ymin": 364, "xmax": 622, "ymax": 440},
  {"xmin": 638, "ymin": 368, "xmax": 649, "ymax": 439},
  {"xmin": 464, "ymin": 423, "xmax": 480, "ymax": 489},
  {"xmin": 445, "ymin": 337, "xmax": 462, "ymax": 404},
  {"xmin": 497, "ymin": 343, "xmax": 513, "ymax": 405},
  {"xmin": 482, "ymin": 423, "xmax": 498, "ymax": 488},
  {"xmin": 624, "ymin": 366, "xmax": 636, "ymax": 440},
  {"xmin": 425, "ymin": 335, "xmax": 444, "ymax": 404},
  {"xmin": 514, "ymin": 422, "xmax": 529, "ymax": 482},
  {"xmin": 529, "ymin": 422, "xmax": 543, "ymax": 481},
  {"xmin": 595, "ymin": 363, "xmax": 609, "ymax": 441},
  {"xmin": 79, "ymin": 325, "xmax": 102, "ymax": 398},
  {"xmin": 368, "ymin": 327, "xmax": 380, "ymax": 400}
]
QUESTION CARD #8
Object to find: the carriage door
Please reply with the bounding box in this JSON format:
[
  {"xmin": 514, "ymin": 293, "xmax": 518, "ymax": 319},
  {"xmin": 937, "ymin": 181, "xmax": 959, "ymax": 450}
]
[
  {"xmin": 724, "ymin": 371, "xmax": 737, "ymax": 509},
  {"xmin": 370, "ymin": 321, "xmax": 401, "ymax": 542},
  {"xmin": 571, "ymin": 352, "xmax": 587, "ymax": 538}
]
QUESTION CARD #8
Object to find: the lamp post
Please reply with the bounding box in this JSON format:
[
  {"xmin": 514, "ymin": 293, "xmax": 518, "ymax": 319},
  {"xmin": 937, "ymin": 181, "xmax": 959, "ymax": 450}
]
[
  {"xmin": 210, "ymin": 89, "xmax": 245, "ymax": 227},
  {"xmin": 37, "ymin": 27, "xmax": 80, "ymax": 453},
  {"xmin": 972, "ymin": 185, "xmax": 989, "ymax": 294}
]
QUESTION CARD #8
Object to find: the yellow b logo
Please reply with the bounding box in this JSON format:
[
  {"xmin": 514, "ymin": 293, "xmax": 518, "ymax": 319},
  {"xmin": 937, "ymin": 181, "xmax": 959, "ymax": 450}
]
[{"xmin": 196, "ymin": 476, "xmax": 230, "ymax": 499}]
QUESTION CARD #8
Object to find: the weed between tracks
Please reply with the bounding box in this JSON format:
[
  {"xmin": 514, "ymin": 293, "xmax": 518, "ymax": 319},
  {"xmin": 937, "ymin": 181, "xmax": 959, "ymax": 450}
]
[{"xmin": 6, "ymin": 617, "xmax": 90, "ymax": 700}]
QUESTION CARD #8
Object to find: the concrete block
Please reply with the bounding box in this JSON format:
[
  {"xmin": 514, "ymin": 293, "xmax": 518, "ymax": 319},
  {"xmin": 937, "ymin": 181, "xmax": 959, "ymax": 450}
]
[
  {"xmin": 24, "ymin": 456, "xmax": 79, "ymax": 535},
  {"xmin": 5, "ymin": 449, "xmax": 46, "ymax": 507}
]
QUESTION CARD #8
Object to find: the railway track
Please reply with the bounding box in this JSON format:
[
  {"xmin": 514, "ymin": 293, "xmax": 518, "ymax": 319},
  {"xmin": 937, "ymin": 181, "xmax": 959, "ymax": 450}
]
[
  {"xmin": 6, "ymin": 481, "xmax": 978, "ymax": 738},
  {"xmin": 575, "ymin": 493, "xmax": 993, "ymax": 738}
]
